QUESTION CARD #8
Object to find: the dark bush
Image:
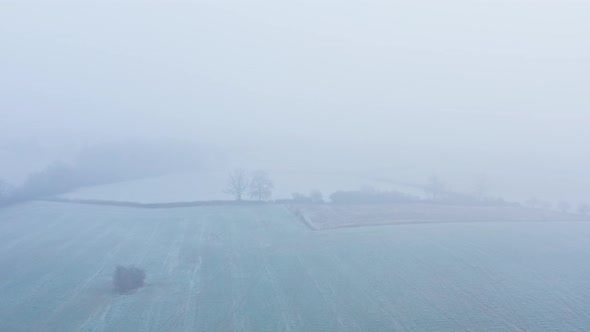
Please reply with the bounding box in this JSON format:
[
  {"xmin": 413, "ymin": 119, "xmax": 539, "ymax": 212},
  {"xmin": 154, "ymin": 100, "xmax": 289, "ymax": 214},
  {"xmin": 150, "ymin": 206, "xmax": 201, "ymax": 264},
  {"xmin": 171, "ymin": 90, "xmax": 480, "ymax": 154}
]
[{"xmin": 113, "ymin": 265, "xmax": 146, "ymax": 294}]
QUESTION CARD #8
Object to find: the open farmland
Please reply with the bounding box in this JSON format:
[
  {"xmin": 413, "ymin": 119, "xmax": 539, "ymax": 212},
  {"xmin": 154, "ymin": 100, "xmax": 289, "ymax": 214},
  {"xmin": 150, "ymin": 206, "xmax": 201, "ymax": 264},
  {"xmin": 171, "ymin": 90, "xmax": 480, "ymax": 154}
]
[{"xmin": 3, "ymin": 202, "xmax": 590, "ymax": 331}]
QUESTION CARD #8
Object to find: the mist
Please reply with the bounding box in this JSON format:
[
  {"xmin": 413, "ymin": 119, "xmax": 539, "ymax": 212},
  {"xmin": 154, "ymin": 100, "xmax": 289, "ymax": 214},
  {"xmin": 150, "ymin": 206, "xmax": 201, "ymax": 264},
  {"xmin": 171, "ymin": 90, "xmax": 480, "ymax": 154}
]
[
  {"xmin": 2, "ymin": 0, "xmax": 590, "ymax": 202},
  {"xmin": 4, "ymin": 2, "xmax": 590, "ymax": 330}
]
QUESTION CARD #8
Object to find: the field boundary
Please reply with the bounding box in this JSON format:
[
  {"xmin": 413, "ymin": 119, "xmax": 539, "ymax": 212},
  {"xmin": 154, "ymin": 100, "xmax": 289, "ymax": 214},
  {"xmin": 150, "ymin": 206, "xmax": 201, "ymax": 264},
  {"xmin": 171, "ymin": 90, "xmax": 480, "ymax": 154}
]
[
  {"xmin": 37, "ymin": 199, "xmax": 590, "ymax": 232},
  {"xmin": 284, "ymin": 206, "xmax": 318, "ymax": 230},
  {"xmin": 287, "ymin": 203, "xmax": 590, "ymax": 231},
  {"xmin": 38, "ymin": 198, "xmax": 268, "ymax": 209},
  {"xmin": 311, "ymin": 218, "xmax": 590, "ymax": 231},
  {"xmin": 40, "ymin": 198, "xmax": 324, "ymax": 231}
]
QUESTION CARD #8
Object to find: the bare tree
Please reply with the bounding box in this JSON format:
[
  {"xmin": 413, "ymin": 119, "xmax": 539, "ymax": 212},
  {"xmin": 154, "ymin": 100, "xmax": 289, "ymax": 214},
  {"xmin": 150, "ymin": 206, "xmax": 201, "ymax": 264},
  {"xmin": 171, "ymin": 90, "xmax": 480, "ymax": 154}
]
[
  {"xmin": 224, "ymin": 169, "xmax": 249, "ymax": 201},
  {"xmin": 249, "ymin": 170, "xmax": 273, "ymax": 201}
]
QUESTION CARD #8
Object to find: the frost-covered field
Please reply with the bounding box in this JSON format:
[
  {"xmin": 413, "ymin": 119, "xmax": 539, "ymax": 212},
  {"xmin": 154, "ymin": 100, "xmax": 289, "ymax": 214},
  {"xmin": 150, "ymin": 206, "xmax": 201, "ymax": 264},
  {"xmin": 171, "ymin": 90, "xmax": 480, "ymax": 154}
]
[
  {"xmin": 294, "ymin": 203, "xmax": 590, "ymax": 229},
  {"xmin": 2, "ymin": 202, "xmax": 590, "ymax": 331}
]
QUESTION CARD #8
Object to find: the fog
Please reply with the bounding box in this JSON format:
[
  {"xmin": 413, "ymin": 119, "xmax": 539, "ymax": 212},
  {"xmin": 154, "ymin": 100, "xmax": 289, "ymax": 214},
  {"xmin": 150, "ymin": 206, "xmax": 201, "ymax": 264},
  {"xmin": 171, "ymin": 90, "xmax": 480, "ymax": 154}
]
[{"xmin": 1, "ymin": 0, "xmax": 589, "ymax": 202}]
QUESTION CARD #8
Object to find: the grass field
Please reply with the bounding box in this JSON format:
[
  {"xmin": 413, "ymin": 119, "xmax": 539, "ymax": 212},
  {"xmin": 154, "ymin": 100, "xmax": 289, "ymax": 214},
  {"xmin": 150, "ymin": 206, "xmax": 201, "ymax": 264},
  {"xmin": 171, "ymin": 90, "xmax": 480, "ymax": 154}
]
[{"xmin": 2, "ymin": 202, "xmax": 590, "ymax": 331}]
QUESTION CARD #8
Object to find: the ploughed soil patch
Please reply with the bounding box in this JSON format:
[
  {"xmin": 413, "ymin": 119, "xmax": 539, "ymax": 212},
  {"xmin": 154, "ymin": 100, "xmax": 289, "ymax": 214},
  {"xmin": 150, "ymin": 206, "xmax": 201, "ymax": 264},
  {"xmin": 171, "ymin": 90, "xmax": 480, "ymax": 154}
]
[{"xmin": 290, "ymin": 203, "xmax": 590, "ymax": 230}]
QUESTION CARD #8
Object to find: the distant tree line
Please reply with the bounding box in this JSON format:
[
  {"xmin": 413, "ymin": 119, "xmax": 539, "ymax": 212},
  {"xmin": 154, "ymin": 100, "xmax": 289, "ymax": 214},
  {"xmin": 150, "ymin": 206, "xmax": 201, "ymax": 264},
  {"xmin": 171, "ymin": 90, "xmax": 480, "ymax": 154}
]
[
  {"xmin": 0, "ymin": 141, "xmax": 212, "ymax": 206},
  {"xmin": 219, "ymin": 171, "xmax": 589, "ymax": 213},
  {"xmin": 525, "ymin": 197, "xmax": 590, "ymax": 215},
  {"xmin": 1, "ymin": 160, "xmax": 162, "ymax": 204}
]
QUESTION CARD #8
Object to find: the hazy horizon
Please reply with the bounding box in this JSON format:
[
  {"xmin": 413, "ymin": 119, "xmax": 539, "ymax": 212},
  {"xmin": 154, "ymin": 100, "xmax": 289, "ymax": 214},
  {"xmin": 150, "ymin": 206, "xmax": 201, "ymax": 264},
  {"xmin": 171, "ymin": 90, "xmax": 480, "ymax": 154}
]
[{"xmin": 2, "ymin": 0, "xmax": 589, "ymax": 203}]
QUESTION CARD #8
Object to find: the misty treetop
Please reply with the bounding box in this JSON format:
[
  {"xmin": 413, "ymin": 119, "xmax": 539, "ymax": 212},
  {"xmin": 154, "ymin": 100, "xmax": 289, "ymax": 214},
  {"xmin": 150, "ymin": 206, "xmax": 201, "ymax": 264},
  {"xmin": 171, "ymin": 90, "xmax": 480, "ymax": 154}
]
[
  {"xmin": 249, "ymin": 171, "xmax": 274, "ymax": 201},
  {"xmin": 224, "ymin": 169, "xmax": 274, "ymax": 201}
]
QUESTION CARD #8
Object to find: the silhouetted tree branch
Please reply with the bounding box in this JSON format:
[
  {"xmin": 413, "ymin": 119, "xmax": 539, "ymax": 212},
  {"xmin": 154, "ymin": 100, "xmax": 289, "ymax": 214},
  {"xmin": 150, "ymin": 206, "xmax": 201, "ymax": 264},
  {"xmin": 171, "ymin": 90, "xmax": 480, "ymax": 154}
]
[{"xmin": 224, "ymin": 169, "xmax": 249, "ymax": 201}]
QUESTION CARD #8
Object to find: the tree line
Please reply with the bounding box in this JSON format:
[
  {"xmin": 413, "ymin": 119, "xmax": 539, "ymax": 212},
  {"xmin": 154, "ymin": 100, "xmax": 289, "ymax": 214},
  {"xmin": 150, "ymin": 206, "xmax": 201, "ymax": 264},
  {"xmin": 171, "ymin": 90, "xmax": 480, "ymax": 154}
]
[{"xmin": 220, "ymin": 171, "xmax": 590, "ymax": 215}]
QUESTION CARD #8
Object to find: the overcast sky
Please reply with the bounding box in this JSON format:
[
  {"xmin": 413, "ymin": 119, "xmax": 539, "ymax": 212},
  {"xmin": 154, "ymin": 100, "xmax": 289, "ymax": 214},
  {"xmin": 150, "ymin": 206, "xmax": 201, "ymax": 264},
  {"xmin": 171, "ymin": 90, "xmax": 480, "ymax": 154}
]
[{"xmin": 1, "ymin": 0, "xmax": 589, "ymax": 200}]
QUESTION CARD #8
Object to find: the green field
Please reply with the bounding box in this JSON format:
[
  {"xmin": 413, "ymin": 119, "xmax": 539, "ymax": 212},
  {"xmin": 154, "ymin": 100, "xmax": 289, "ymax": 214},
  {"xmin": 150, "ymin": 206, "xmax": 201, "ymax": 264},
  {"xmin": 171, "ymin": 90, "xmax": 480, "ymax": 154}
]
[{"xmin": 2, "ymin": 202, "xmax": 590, "ymax": 331}]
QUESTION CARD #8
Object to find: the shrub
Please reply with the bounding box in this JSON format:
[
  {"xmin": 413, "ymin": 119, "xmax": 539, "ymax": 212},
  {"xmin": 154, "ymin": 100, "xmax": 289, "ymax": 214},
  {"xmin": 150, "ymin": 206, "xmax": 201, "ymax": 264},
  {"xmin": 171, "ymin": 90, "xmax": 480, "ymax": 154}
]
[
  {"xmin": 113, "ymin": 265, "xmax": 146, "ymax": 294},
  {"xmin": 291, "ymin": 192, "xmax": 311, "ymax": 203},
  {"xmin": 309, "ymin": 190, "xmax": 324, "ymax": 203}
]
